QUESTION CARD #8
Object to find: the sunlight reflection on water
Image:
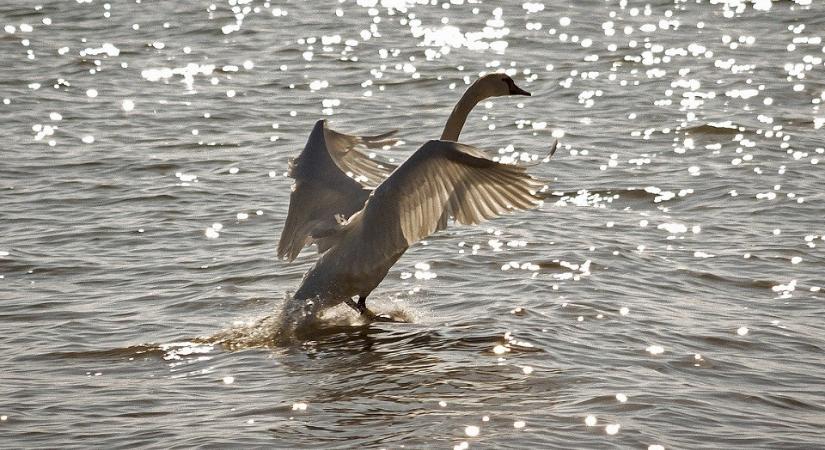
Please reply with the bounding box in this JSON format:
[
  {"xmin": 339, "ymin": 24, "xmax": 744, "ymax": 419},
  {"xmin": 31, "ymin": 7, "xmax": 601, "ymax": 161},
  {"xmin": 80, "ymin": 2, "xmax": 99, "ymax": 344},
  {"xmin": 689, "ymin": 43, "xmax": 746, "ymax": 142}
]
[{"xmin": 1, "ymin": 0, "xmax": 824, "ymax": 447}]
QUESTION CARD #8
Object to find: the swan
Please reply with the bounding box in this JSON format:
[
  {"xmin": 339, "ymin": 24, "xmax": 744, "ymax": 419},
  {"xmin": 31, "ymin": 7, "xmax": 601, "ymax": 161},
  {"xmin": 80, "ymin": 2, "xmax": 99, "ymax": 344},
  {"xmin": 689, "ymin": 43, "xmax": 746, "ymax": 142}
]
[
  {"xmin": 283, "ymin": 138, "xmax": 553, "ymax": 325},
  {"xmin": 277, "ymin": 73, "xmax": 531, "ymax": 262}
]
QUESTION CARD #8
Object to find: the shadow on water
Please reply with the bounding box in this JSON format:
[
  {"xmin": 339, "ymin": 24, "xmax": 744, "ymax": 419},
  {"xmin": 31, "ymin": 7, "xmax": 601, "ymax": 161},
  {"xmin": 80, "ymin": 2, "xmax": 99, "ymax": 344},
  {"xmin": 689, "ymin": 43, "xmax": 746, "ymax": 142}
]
[
  {"xmin": 18, "ymin": 300, "xmax": 565, "ymax": 448},
  {"xmin": 232, "ymin": 314, "xmax": 558, "ymax": 448}
]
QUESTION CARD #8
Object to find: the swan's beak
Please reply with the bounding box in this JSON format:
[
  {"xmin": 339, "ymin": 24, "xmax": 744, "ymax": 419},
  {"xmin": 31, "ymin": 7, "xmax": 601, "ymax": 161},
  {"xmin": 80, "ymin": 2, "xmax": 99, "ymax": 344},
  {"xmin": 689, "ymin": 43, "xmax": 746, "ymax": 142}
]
[{"xmin": 510, "ymin": 85, "xmax": 531, "ymax": 96}]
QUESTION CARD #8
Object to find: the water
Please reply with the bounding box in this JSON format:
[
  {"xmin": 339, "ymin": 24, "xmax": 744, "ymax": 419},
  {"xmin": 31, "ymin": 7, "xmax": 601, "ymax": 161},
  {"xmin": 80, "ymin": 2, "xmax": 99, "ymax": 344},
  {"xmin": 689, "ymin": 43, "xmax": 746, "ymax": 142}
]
[{"xmin": 2, "ymin": 0, "xmax": 824, "ymax": 447}]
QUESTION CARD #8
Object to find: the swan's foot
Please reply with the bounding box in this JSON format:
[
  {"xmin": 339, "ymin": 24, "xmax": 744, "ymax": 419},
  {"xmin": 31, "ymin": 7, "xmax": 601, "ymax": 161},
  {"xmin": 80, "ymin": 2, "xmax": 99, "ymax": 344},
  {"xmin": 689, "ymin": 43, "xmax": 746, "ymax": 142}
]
[{"xmin": 344, "ymin": 296, "xmax": 405, "ymax": 323}]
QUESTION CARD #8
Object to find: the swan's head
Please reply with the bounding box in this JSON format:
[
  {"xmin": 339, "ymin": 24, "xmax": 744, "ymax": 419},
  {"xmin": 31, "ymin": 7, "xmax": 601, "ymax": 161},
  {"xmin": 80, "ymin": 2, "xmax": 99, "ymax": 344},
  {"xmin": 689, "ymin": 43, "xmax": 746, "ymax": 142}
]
[{"xmin": 477, "ymin": 73, "xmax": 531, "ymax": 98}]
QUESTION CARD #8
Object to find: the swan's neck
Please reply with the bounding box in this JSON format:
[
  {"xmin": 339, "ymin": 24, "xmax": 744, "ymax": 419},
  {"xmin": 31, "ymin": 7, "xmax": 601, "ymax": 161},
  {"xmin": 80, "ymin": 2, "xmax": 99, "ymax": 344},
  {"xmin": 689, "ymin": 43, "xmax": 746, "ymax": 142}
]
[{"xmin": 440, "ymin": 83, "xmax": 487, "ymax": 141}]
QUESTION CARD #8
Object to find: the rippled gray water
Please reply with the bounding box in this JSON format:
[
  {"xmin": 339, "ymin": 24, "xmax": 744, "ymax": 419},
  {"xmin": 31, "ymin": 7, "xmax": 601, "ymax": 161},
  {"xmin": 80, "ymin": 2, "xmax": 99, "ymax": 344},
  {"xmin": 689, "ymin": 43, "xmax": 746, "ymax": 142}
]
[{"xmin": 2, "ymin": 0, "xmax": 825, "ymax": 448}]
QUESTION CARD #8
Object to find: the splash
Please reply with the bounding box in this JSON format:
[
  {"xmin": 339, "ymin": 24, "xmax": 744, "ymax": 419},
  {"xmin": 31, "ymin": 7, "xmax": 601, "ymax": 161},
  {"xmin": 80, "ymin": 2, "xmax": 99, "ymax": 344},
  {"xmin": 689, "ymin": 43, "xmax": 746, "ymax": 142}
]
[{"xmin": 205, "ymin": 294, "xmax": 417, "ymax": 349}]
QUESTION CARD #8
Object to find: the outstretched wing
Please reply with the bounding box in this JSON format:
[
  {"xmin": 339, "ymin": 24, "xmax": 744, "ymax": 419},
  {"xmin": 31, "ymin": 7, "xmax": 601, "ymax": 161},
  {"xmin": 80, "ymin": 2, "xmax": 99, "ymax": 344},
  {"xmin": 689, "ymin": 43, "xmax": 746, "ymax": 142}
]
[
  {"xmin": 319, "ymin": 122, "xmax": 399, "ymax": 188},
  {"xmin": 335, "ymin": 139, "xmax": 546, "ymax": 275},
  {"xmin": 277, "ymin": 119, "xmax": 398, "ymax": 261}
]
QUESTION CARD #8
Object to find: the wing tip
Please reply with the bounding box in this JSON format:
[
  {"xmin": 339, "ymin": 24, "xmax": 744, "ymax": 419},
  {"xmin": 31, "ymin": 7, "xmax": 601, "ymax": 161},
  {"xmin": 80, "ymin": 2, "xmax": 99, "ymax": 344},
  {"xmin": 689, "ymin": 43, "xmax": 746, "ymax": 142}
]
[{"xmin": 276, "ymin": 242, "xmax": 297, "ymax": 262}]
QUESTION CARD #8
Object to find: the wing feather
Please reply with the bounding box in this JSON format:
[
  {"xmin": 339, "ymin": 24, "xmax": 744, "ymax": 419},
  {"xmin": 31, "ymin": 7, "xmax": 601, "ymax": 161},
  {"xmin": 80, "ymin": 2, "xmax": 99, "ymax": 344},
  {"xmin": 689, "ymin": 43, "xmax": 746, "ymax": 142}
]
[
  {"xmin": 277, "ymin": 120, "xmax": 399, "ymax": 261},
  {"xmin": 336, "ymin": 140, "xmax": 545, "ymax": 274},
  {"xmin": 322, "ymin": 125, "xmax": 399, "ymax": 187}
]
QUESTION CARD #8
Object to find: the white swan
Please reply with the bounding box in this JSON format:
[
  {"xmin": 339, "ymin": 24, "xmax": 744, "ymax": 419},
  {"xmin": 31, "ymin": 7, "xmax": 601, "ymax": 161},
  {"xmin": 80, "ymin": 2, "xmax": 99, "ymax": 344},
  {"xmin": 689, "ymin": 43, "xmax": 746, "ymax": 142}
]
[
  {"xmin": 284, "ymin": 138, "xmax": 552, "ymax": 325},
  {"xmin": 277, "ymin": 73, "xmax": 531, "ymax": 261}
]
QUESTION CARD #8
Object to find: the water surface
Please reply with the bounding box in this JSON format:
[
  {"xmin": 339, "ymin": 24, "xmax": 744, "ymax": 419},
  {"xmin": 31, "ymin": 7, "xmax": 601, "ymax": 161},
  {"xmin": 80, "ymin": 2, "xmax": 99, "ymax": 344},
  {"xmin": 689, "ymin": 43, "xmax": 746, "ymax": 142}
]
[{"xmin": 2, "ymin": 0, "xmax": 824, "ymax": 448}]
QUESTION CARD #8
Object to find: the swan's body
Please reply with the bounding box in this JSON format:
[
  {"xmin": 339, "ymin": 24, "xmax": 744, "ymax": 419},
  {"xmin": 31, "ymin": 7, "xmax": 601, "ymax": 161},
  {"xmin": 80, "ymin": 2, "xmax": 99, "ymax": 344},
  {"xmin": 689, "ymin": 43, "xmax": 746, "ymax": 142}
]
[
  {"xmin": 278, "ymin": 74, "xmax": 545, "ymax": 324},
  {"xmin": 287, "ymin": 139, "xmax": 547, "ymax": 320}
]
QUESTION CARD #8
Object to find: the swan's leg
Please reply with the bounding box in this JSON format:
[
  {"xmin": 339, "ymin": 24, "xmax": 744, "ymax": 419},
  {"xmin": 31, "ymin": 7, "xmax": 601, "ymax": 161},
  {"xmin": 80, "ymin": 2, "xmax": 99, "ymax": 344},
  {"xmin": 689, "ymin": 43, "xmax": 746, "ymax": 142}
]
[
  {"xmin": 344, "ymin": 297, "xmax": 365, "ymax": 315},
  {"xmin": 343, "ymin": 296, "xmax": 374, "ymax": 318},
  {"xmin": 355, "ymin": 296, "xmax": 369, "ymax": 313}
]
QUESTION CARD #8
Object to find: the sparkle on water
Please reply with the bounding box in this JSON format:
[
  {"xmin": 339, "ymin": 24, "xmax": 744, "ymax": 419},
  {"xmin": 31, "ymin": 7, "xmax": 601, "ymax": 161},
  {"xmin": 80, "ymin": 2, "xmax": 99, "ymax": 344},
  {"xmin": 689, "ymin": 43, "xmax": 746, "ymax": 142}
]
[{"xmin": 2, "ymin": 0, "xmax": 824, "ymax": 448}]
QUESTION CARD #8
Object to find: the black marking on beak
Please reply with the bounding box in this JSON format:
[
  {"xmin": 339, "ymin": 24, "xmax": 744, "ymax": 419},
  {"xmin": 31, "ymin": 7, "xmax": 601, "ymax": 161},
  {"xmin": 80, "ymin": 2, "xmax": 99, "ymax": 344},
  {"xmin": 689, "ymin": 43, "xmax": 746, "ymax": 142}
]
[
  {"xmin": 505, "ymin": 77, "xmax": 531, "ymax": 96},
  {"xmin": 510, "ymin": 85, "xmax": 531, "ymax": 96}
]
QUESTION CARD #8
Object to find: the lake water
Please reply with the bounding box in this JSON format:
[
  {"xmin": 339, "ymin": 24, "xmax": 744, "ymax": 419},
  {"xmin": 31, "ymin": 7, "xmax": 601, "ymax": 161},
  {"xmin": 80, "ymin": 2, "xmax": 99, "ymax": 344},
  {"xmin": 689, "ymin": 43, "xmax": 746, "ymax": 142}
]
[{"xmin": 2, "ymin": 0, "xmax": 824, "ymax": 448}]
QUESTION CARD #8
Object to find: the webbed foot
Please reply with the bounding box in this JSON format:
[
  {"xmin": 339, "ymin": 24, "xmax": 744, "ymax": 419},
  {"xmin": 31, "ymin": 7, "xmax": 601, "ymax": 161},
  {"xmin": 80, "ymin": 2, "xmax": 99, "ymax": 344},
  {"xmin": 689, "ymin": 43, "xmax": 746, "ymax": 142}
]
[{"xmin": 344, "ymin": 297, "xmax": 406, "ymax": 323}]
